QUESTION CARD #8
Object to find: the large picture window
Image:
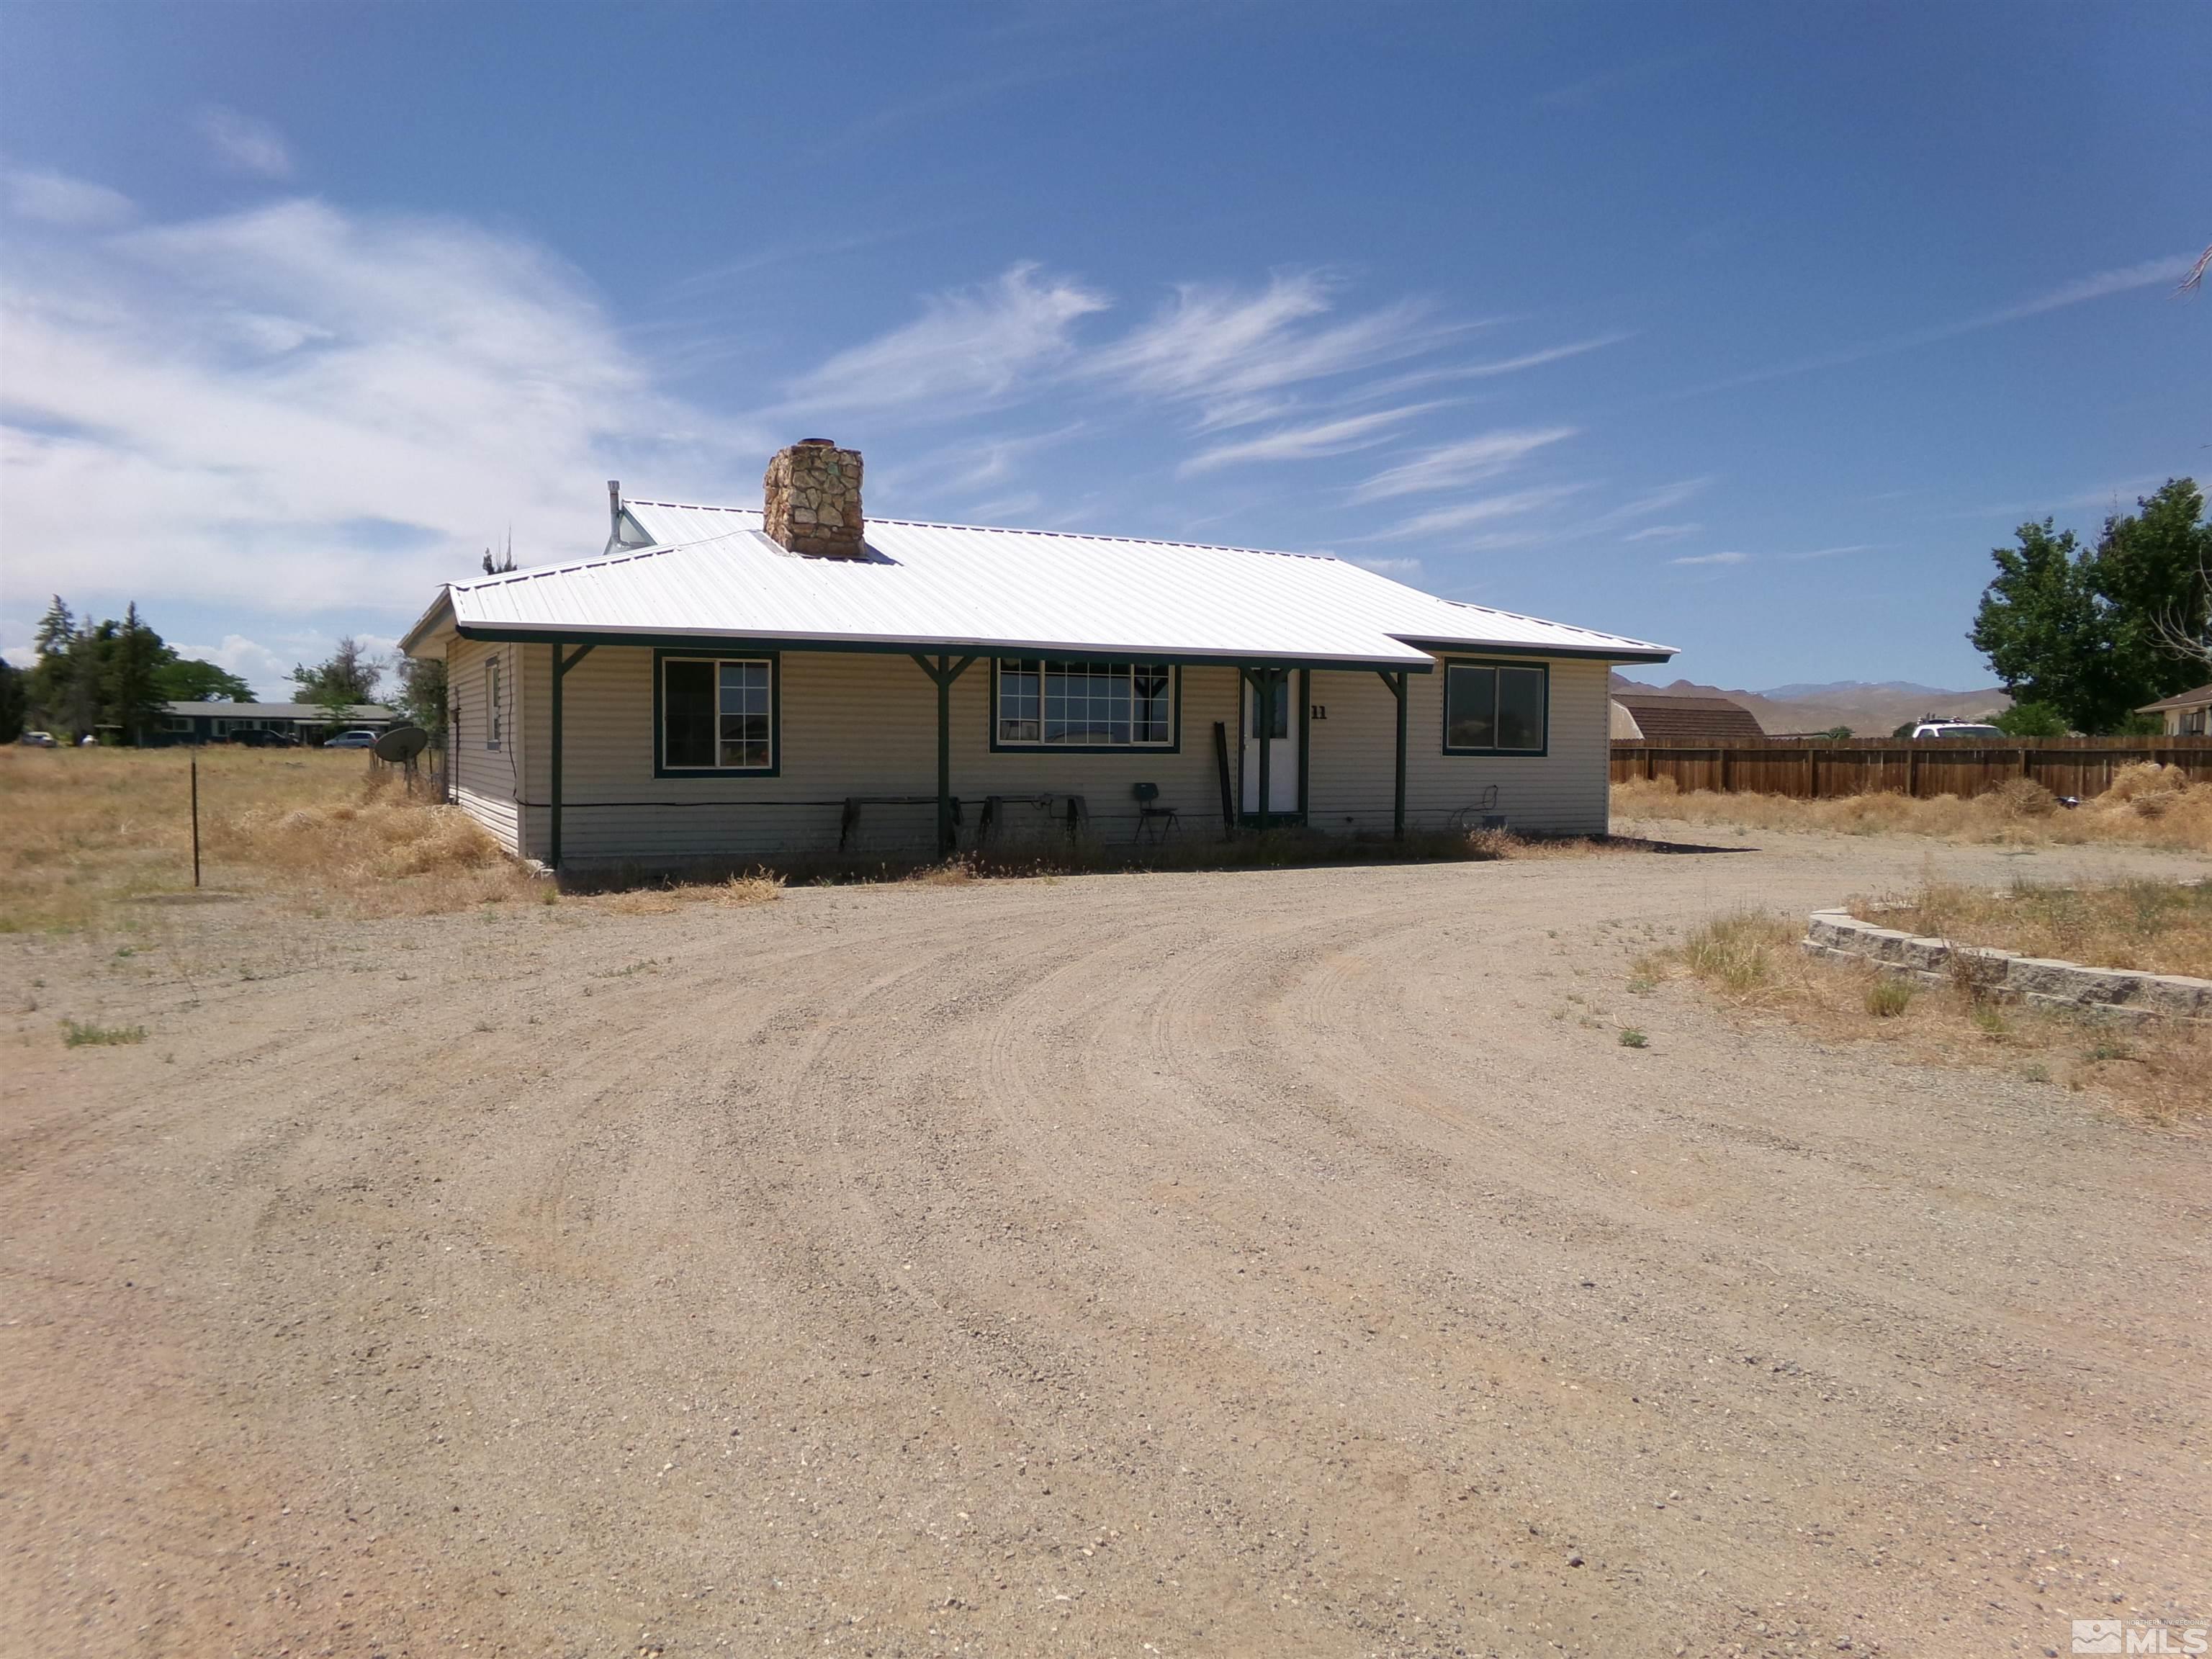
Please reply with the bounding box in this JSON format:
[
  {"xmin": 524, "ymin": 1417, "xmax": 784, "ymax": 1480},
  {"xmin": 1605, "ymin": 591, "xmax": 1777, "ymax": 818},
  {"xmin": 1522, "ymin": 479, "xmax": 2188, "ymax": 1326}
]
[
  {"xmin": 1443, "ymin": 660, "xmax": 1547, "ymax": 755},
  {"xmin": 994, "ymin": 660, "xmax": 1174, "ymax": 749},
  {"xmin": 660, "ymin": 655, "xmax": 775, "ymax": 773}
]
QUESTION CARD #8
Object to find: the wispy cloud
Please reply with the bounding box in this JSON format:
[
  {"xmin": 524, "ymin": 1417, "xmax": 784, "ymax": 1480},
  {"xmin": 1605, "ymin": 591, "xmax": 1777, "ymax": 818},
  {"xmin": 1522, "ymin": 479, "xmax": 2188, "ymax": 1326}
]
[
  {"xmin": 1685, "ymin": 251, "xmax": 2203, "ymax": 397},
  {"xmin": 784, "ymin": 263, "xmax": 1109, "ymax": 417},
  {"xmin": 1179, "ymin": 405, "xmax": 1437, "ymax": 475},
  {"xmin": 197, "ymin": 107, "xmax": 295, "ymax": 179},
  {"xmin": 1, "ymin": 196, "xmax": 722, "ymax": 618},
  {"xmin": 1621, "ymin": 521, "xmax": 1699, "ymax": 542},
  {"xmin": 1669, "ymin": 550, "xmax": 1747, "ymax": 566},
  {"xmin": 1368, "ymin": 485, "xmax": 1586, "ymax": 541},
  {"xmin": 1583, "ymin": 478, "xmax": 1713, "ymax": 533},
  {"xmin": 1086, "ymin": 272, "xmax": 1449, "ymax": 428},
  {"xmin": 5, "ymin": 167, "xmax": 135, "ymax": 229},
  {"xmin": 1349, "ymin": 425, "xmax": 1579, "ymax": 501},
  {"xmin": 1351, "ymin": 557, "xmax": 1423, "ymax": 575}
]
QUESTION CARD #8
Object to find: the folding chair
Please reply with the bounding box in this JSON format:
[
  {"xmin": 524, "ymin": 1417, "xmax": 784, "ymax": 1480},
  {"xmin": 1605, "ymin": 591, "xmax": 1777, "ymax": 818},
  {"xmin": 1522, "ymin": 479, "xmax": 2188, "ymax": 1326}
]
[{"xmin": 1132, "ymin": 781, "xmax": 1179, "ymax": 843}]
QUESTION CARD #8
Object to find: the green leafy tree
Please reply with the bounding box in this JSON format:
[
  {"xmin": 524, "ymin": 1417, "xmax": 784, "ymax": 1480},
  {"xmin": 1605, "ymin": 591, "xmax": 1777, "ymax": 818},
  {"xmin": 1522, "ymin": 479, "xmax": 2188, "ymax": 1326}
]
[
  {"xmin": 102, "ymin": 604, "xmax": 170, "ymax": 745},
  {"xmin": 1992, "ymin": 701, "xmax": 2069, "ymax": 737},
  {"xmin": 156, "ymin": 658, "xmax": 255, "ymax": 703},
  {"xmin": 1969, "ymin": 521, "xmax": 2128, "ymax": 732},
  {"xmin": 1970, "ymin": 481, "xmax": 2212, "ymax": 732},
  {"xmin": 394, "ymin": 655, "xmax": 447, "ymax": 737},
  {"xmin": 291, "ymin": 637, "xmax": 386, "ymax": 728},
  {"xmin": 2092, "ymin": 478, "xmax": 2211, "ymax": 689},
  {"xmin": 0, "ymin": 659, "xmax": 25, "ymax": 744}
]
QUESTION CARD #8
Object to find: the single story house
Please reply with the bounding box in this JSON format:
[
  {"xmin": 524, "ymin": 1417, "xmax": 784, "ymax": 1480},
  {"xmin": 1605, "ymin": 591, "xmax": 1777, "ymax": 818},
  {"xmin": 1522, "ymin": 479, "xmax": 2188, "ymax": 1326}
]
[
  {"xmin": 155, "ymin": 701, "xmax": 397, "ymax": 745},
  {"xmin": 399, "ymin": 441, "xmax": 1676, "ymax": 867},
  {"xmin": 1608, "ymin": 691, "xmax": 1766, "ymax": 745},
  {"xmin": 2138, "ymin": 682, "xmax": 2212, "ymax": 737}
]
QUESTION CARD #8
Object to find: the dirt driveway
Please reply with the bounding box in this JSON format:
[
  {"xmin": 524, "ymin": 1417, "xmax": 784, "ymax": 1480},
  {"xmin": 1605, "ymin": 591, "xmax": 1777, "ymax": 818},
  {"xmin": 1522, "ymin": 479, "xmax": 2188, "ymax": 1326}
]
[{"xmin": 4, "ymin": 828, "xmax": 2207, "ymax": 1658}]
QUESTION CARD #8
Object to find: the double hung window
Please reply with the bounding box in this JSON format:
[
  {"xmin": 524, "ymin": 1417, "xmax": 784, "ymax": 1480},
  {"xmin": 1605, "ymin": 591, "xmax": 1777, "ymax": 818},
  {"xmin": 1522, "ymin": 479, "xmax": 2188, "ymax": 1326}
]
[{"xmin": 994, "ymin": 660, "xmax": 1174, "ymax": 748}]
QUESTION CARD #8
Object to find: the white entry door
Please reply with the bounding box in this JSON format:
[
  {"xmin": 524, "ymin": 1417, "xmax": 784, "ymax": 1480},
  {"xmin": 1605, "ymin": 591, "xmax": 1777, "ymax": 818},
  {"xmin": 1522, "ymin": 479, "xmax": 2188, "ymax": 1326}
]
[{"xmin": 1241, "ymin": 674, "xmax": 1300, "ymax": 817}]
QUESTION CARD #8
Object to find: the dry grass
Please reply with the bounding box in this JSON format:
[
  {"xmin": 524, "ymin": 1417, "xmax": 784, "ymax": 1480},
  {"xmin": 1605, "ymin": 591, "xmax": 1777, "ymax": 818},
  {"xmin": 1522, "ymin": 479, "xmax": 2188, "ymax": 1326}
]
[
  {"xmin": 1848, "ymin": 878, "xmax": 2212, "ymax": 979},
  {"xmin": 584, "ymin": 871, "xmax": 786, "ymax": 914},
  {"xmin": 0, "ymin": 746, "xmax": 533, "ymax": 931},
  {"xmin": 1613, "ymin": 762, "xmax": 2212, "ymax": 854},
  {"xmin": 1642, "ymin": 908, "xmax": 2211, "ymax": 1123}
]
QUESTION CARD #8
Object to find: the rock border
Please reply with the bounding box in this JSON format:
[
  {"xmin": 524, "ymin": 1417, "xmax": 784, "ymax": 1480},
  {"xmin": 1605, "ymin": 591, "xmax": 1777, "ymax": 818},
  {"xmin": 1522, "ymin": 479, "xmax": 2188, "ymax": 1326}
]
[{"xmin": 1802, "ymin": 909, "xmax": 2211, "ymax": 1025}]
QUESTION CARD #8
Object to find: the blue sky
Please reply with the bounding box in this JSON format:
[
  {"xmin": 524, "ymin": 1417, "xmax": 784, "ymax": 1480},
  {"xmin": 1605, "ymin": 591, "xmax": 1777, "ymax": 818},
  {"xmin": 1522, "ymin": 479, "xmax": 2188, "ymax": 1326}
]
[{"xmin": 2, "ymin": 1, "xmax": 2205, "ymax": 698}]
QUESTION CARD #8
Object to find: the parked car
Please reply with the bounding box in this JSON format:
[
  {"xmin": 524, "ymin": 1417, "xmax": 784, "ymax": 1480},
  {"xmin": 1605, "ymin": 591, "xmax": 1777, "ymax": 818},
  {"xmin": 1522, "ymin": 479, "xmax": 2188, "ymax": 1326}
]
[
  {"xmin": 1907, "ymin": 721, "xmax": 2006, "ymax": 740},
  {"xmin": 323, "ymin": 729, "xmax": 380, "ymax": 749},
  {"xmin": 18, "ymin": 730, "xmax": 58, "ymax": 747},
  {"xmin": 229, "ymin": 728, "xmax": 299, "ymax": 747}
]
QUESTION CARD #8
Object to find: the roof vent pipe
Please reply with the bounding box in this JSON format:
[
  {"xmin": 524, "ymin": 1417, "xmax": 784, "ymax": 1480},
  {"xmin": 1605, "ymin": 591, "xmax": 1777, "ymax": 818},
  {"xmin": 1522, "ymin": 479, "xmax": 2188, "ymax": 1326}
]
[{"xmin": 763, "ymin": 441, "xmax": 866, "ymax": 559}]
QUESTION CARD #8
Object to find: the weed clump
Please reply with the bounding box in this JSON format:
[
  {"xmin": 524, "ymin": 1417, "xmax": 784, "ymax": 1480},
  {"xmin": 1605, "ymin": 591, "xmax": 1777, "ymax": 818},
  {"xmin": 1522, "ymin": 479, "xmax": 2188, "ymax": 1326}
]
[
  {"xmin": 62, "ymin": 1018, "xmax": 145, "ymax": 1047},
  {"xmin": 1863, "ymin": 976, "xmax": 1915, "ymax": 1018}
]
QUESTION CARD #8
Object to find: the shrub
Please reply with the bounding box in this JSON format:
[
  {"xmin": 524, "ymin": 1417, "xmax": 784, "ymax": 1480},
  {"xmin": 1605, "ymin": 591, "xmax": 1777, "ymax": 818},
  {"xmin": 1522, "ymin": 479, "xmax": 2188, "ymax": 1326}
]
[
  {"xmin": 1863, "ymin": 976, "xmax": 1915, "ymax": 1017},
  {"xmin": 1987, "ymin": 777, "xmax": 2059, "ymax": 817},
  {"xmin": 1680, "ymin": 910, "xmax": 1791, "ymax": 995}
]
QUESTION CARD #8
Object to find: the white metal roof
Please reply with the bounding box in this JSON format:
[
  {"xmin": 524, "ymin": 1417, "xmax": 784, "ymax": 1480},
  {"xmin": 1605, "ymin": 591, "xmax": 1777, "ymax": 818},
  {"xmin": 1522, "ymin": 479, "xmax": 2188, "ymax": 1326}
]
[{"xmin": 404, "ymin": 499, "xmax": 1673, "ymax": 668}]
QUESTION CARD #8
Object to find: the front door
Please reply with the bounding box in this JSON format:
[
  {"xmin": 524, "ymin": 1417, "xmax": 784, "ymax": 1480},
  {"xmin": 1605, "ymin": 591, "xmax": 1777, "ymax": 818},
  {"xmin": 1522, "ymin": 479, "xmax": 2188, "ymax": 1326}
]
[{"xmin": 1241, "ymin": 673, "xmax": 1300, "ymax": 818}]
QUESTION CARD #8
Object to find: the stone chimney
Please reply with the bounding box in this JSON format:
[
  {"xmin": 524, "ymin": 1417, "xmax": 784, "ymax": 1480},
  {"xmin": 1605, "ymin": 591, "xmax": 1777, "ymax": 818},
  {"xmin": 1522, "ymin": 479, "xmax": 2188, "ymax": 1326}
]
[{"xmin": 763, "ymin": 439, "xmax": 865, "ymax": 559}]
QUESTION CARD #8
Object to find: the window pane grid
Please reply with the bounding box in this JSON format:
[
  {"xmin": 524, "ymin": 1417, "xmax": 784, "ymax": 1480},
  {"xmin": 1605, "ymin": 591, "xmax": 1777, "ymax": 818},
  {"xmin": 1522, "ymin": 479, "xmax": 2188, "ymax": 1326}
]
[
  {"xmin": 663, "ymin": 657, "xmax": 772, "ymax": 770},
  {"xmin": 998, "ymin": 660, "xmax": 1172, "ymax": 747}
]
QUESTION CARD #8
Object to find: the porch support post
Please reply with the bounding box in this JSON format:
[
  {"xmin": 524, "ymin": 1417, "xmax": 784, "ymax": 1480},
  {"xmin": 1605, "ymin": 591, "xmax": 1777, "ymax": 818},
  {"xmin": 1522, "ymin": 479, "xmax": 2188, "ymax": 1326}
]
[
  {"xmin": 1375, "ymin": 668, "xmax": 1408, "ymax": 842},
  {"xmin": 550, "ymin": 640, "xmax": 596, "ymax": 869},
  {"xmin": 912, "ymin": 653, "xmax": 976, "ymax": 858},
  {"xmin": 1255, "ymin": 667, "xmax": 1274, "ymax": 833}
]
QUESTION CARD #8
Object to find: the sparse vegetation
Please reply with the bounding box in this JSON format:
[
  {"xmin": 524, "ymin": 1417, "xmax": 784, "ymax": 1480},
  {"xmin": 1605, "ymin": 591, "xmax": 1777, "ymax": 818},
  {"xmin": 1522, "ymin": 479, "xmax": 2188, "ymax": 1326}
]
[
  {"xmin": 0, "ymin": 746, "xmax": 532, "ymax": 930},
  {"xmin": 1613, "ymin": 761, "xmax": 2212, "ymax": 855},
  {"xmin": 1849, "ymin": 877, "xmax": 2212, "ymax": 979},
  {"xmin": 1863, "ymin": 976, "xmax": 1915, "ymax": 1017},
  {"xmin": 1642, "ymin": 906, "xmax": 2208, "ymax": 1121},
  {"xmin": 61, "ymin": 1018, "xmax": 145, "ymax": 1047},
  {"xmin": 1617, "ymin": 1027, "xmax": 1648, "ymax": 1048}
]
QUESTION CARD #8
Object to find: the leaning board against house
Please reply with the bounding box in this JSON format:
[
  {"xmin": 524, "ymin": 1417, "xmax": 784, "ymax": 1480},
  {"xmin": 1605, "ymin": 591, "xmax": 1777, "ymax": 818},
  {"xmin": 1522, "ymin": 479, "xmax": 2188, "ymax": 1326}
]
[{"xmin": 403, "ymin": 441, "xmax": 1674, "ymax": 866}]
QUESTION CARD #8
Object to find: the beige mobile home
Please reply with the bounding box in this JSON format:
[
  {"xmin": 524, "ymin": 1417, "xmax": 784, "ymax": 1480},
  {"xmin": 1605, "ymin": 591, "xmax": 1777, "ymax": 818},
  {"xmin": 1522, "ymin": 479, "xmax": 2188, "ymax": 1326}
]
[{"xmin": 399, "ymin": 441, "xmax": 1675, "ymax": 867}]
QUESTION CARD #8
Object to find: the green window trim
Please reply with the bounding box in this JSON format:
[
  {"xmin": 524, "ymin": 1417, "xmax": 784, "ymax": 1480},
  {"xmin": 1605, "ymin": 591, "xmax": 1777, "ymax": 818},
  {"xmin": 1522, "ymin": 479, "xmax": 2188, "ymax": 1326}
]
[
  {"xmin": 1441, "ymin": 658, "xmax": 1549, "ymax": 757},
  {"xmin": 653, "ymin": 648, "xmax": 781, "ymax": 778},
  {"xmin": 987, "ymin": 658, "xmax": 1182, "ymax": 754}
]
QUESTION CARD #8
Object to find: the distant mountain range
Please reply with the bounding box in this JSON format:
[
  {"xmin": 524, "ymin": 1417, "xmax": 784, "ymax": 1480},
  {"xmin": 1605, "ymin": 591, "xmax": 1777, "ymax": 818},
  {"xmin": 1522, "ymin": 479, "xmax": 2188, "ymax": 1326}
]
[{"xmin": 1611, "ymin": 675, "xmax": 2010, "ymax": 737}]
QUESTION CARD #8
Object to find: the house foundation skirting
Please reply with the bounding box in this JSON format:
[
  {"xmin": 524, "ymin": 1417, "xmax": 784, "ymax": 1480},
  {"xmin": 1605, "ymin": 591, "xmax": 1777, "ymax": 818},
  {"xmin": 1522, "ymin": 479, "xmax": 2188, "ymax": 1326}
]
[{"xmin": 1802, "ymin": 908, "xmax": 2212, "ymax": 1025}]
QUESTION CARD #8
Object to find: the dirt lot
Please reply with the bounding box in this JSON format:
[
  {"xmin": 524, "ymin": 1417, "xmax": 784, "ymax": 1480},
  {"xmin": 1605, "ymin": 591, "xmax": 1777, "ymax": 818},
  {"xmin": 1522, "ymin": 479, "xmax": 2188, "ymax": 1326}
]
[{"xmin": 4, "ymin": 825, "xmax": 2208, "ymax": 1658}]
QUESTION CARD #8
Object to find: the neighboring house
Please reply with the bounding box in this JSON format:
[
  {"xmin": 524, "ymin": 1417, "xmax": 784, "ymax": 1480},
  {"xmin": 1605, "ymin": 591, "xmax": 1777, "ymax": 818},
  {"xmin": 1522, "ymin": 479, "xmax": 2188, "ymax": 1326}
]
[
  {"xmin": 1608, "ymin": 692, "xmax": 1766, "ymax": 745},
  {"xmin": 154, "ymin": 701, "xmax": 397, "ymax": 745},
  {"xmin": 399, "ymin": 441, "xmax": 1676, "ymax": 867},
  {"xmin": 2138, "ymin": 682, "xmax": 2212, "ymax": 736}
]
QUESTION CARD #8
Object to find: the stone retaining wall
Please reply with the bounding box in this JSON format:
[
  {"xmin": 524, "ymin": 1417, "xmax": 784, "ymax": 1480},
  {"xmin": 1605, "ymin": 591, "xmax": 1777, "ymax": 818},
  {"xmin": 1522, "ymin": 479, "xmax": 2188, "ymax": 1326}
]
[{"xmin": 1802, "ymin": 909, "xmax": 2212, "ymax": 1025}]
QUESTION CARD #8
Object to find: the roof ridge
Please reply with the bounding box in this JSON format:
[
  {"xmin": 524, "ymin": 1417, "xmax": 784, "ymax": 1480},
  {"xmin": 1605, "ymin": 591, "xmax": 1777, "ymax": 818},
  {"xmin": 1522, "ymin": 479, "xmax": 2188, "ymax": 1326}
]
[{"xmin": 624, "ymin": 498, "xmax": 1337, "ymax": 562}]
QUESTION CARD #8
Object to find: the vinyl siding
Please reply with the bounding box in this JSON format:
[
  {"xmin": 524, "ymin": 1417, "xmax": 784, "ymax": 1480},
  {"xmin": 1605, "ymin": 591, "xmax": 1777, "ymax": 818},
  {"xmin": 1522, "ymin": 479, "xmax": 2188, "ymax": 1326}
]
[
  {"xmin": 1305, "ymin": 657, "xmax": 1610, "ymax": 837},
  {"xmin": 448, "ymin": 635, "xmax": 525, "ymax": 855},
  {"xmin": 513, "ymin": 646, "xmax": 1613, "ymax": 863}
]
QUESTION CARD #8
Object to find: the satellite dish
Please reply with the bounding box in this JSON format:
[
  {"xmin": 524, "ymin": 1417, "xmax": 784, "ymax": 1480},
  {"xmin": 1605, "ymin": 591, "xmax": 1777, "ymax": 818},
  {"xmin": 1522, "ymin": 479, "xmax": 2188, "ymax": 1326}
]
[{"xmin": 374, "ymin": 725, "xmax": 430, "ymax": 763}]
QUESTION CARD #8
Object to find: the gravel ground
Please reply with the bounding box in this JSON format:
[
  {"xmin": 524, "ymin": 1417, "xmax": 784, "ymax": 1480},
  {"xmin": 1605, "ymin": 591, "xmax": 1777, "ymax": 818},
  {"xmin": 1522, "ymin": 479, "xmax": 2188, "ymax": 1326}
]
[{"xmin": 3, "ymin": 825, "xmax": 2207, "ymax": 1659}]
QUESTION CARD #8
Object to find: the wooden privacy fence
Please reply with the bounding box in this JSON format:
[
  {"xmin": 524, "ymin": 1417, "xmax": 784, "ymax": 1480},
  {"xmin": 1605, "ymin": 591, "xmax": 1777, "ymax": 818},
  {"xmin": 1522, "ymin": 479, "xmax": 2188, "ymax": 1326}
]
[{"xmin": 1611, "ymin": 735, "xmax": 2212, "ymax": 801}]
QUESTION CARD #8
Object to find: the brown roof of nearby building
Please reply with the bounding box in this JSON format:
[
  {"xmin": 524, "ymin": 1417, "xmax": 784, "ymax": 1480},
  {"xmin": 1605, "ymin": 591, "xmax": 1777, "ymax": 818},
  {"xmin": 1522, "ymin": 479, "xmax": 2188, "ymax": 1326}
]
[
  {"xmin": 2137, "ymin": 682, "xmax": 2212, "ymax": 713},
  {"xmin": 1609, "ymin": 693, "xmax": 1767, "ymax": 743}
]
